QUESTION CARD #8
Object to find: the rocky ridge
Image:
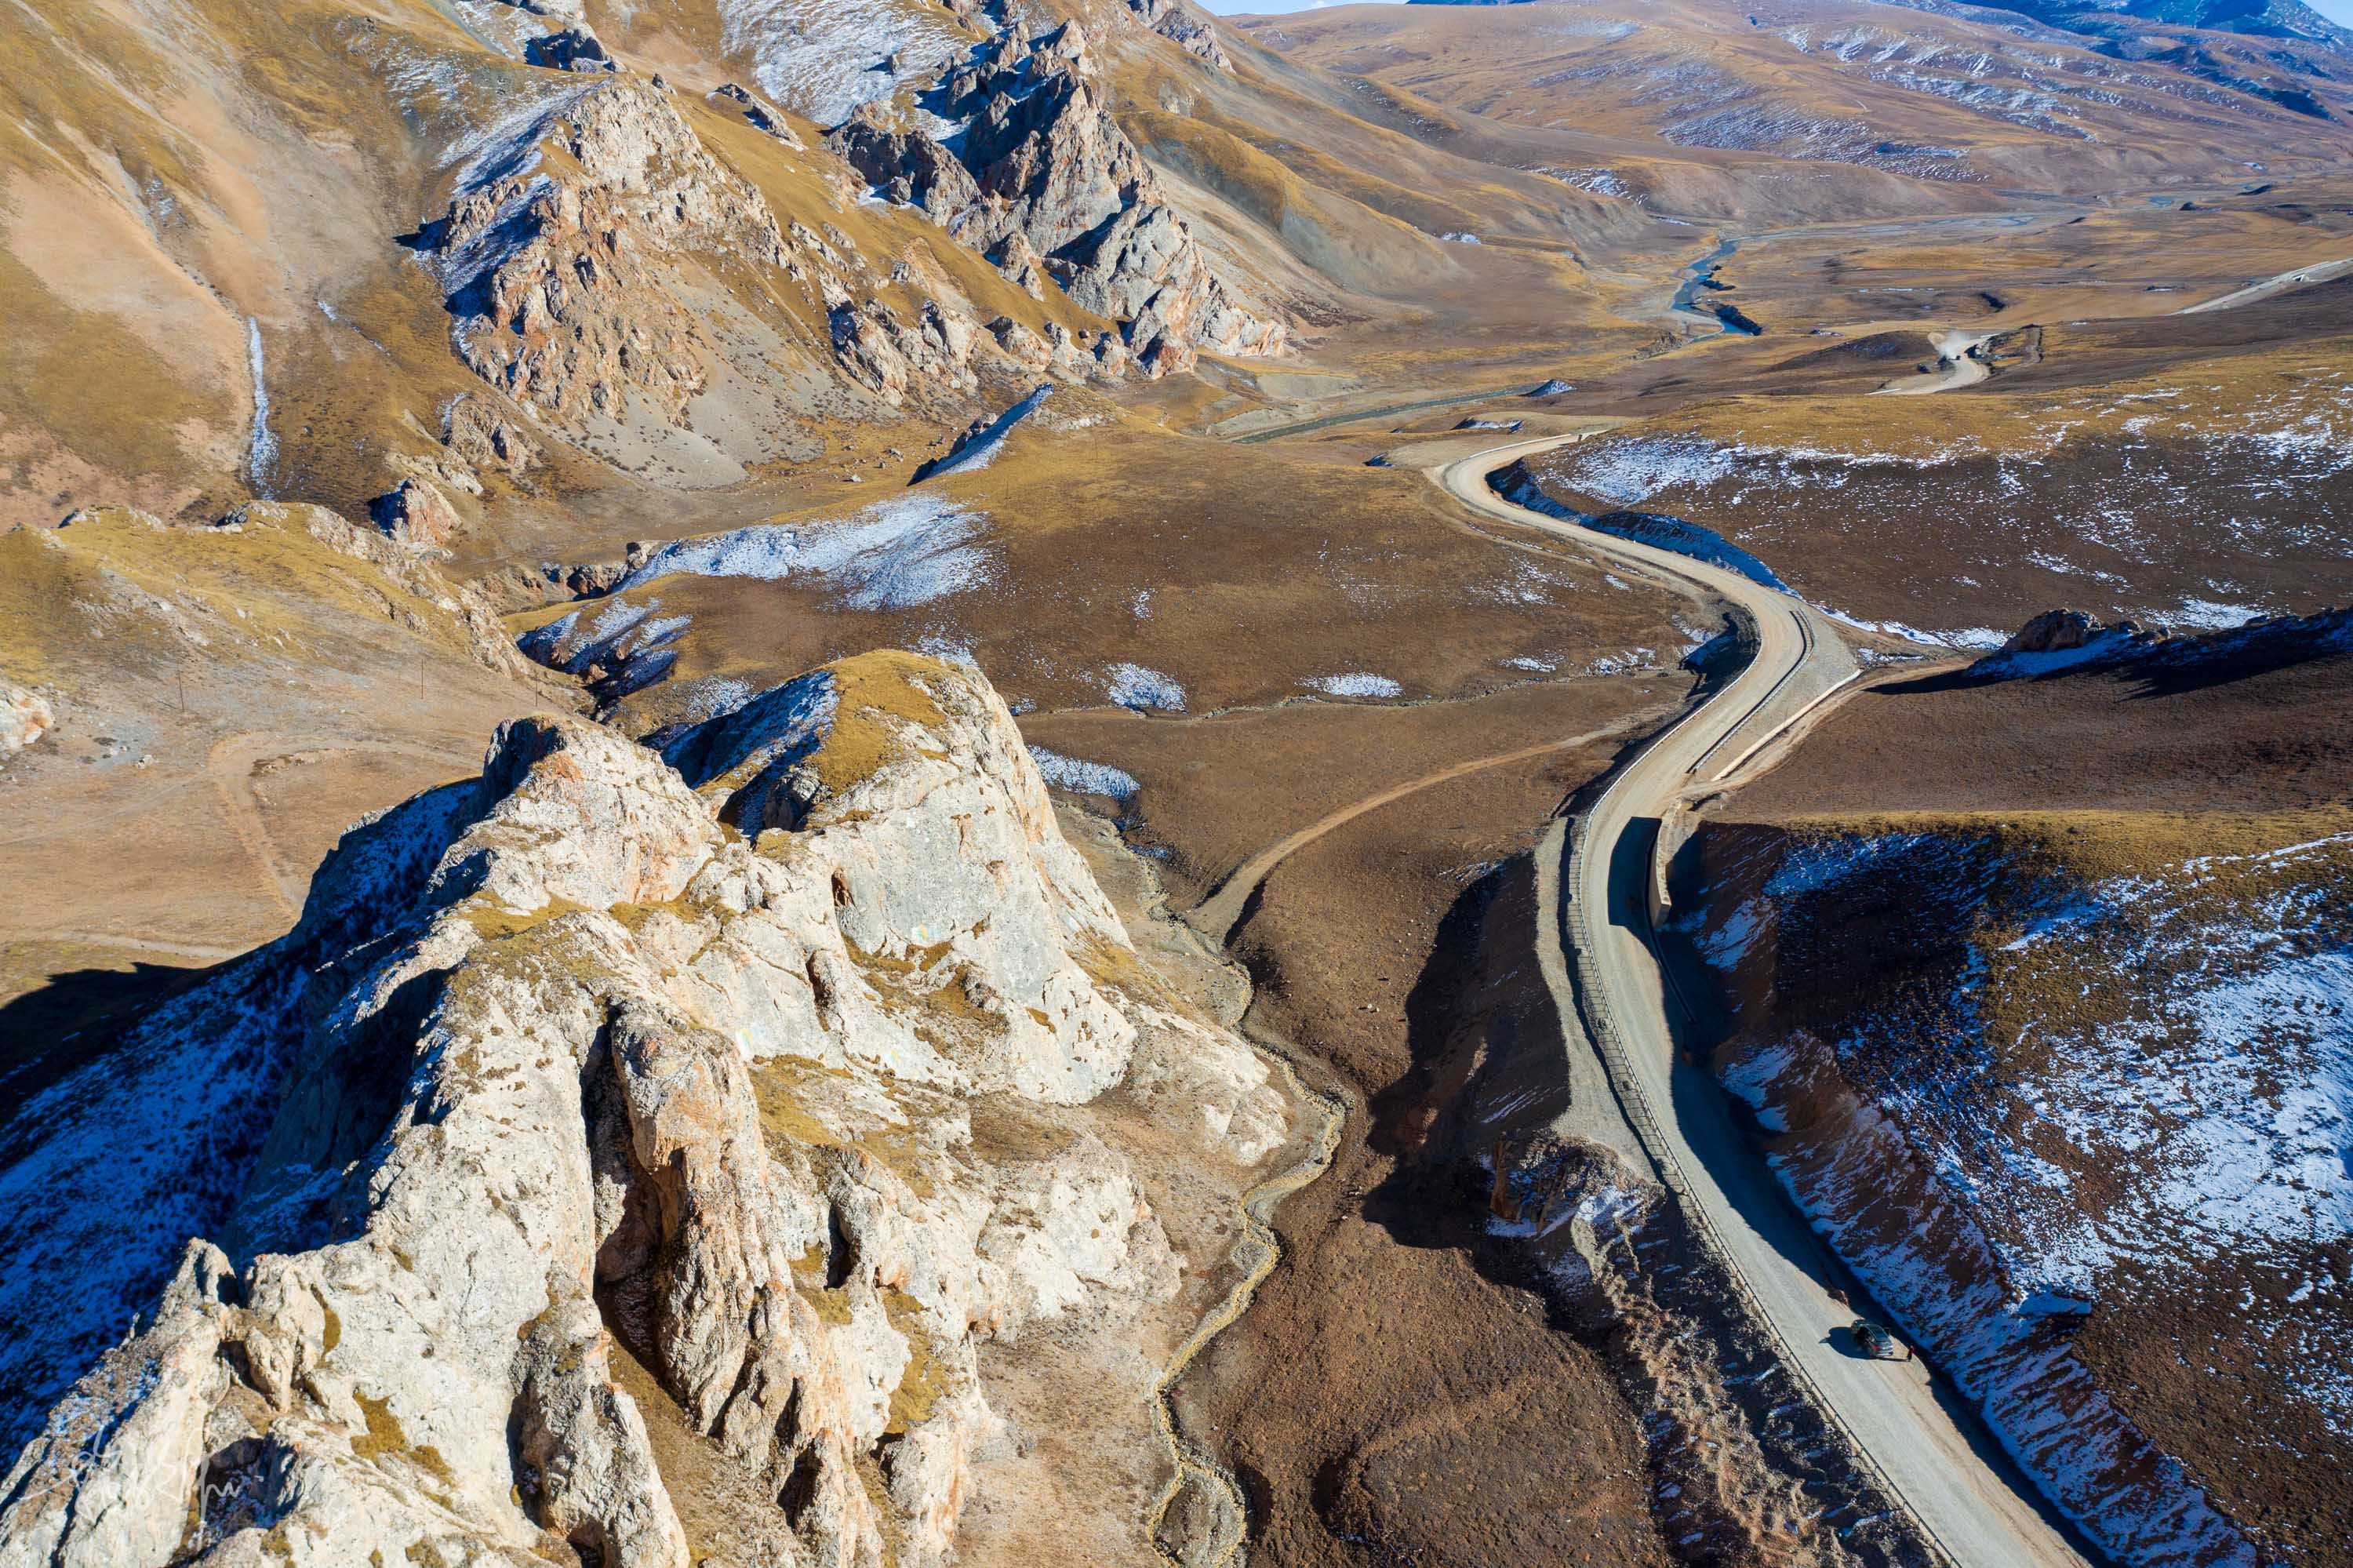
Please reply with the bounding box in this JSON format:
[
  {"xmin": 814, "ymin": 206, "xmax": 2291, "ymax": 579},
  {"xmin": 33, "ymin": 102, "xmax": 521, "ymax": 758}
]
[
  {"xmin": 829, "ymin": 17, "xmax": 1286, "ymax": 377},
  {"xmin": 0, "ymin": 651, "xmax": 1292, "ymax": 1566},
  {"xmin": 419, "ymin": 76, "xmax": 1050, "ymax": 440},
  {"xmin": 1122, "ymin": 0, "xmax": 1234, "ymax": 73},
  {"xmin": 424, "ymin": 77, "xmax": 801, "ymax": 427}
]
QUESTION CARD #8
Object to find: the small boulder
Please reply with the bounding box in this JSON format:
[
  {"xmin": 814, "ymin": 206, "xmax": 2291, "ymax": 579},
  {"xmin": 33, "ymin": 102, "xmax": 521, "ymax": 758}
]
[
  {"xmin": 369, "ymin": 478, "xmax": 463, "ymax": 549},
  {"xmin": 2, "ymin": 682, "xmax": 53, "ymax": 751},
  {"xmin": 2003, "ymin": 609, "xmax": 2102, "ymax": 655},
  {"xmin": 526, "ymin": 25, "xmax": 616, "ymax": 71},
  {"xmin": 987, "ymin": 316, "xmax": 1052, "ymax": 371}
]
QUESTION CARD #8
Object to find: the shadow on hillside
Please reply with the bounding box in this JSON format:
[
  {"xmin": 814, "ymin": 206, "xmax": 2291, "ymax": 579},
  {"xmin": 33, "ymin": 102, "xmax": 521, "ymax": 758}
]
[{"xmin": 0, "ymin": 959, "xmax": 223, "ymax": 1129}]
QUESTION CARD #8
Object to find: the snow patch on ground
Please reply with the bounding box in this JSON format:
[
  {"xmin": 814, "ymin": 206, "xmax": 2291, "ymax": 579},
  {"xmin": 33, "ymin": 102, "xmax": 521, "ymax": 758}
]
[
  {"xmin": 0, "ymin": 783, "xmax": 482, "ymax": 1457},
  {"xmin": 1027, "ymin": 747, "xmax": 1140, "ymax": 800},
  {"xmin": 719, "ymin": 0, "xmax": 980, "ymax": 126},
  {"xmin": 245, "ymin": 319, "xmax": 278, "ymax": 497},
  {"xmin": 920, "ymin": 385, "xmax": 1050, "ymax": 482},
  {"xmin": 912, "ymin": 634, "xmax": 977, "ymax": 668},
  {"xmin": 1302, "ymin": 673, "xmax": 1402, "ymax": 699},
  {"xmin": 1695, "ymin": 819, "xmax": 2303, "ymax": 1566},
  {"xmin": 1718, "ymin": 1037, "xmax": 1792, "ymax": 1130},
  {"xmin": 2149, "ymin": 598, "xmax": 2266, "ymax": 632},
  {"xmin": 1822, "ymin": 607, "xmax": 2006, "ymax": 651},
  {"xmin": 621, "ymin": 498, "xmax": 998, "ymax": 609},
  {"xmin": 1105, "ymin": 663, "xmax": 1184, "ymax": 713}
]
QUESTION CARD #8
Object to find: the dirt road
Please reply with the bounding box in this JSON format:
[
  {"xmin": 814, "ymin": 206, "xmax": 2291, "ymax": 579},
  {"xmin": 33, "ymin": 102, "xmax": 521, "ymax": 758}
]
[
  {"xmin": 2174, "ymin": 253, "xmax": 2353, "ymax": 315},
  {"xmin": 1875, "ymin": 330, "xmax": 1995, "ymax": 396},
  {"xmin": 1432, "ymin": 436, "xmax": 2091, "ymax": 1568},
  {"xmin": 1183, "ymin": 718, "xmax": 1648, "ymax": 947}
]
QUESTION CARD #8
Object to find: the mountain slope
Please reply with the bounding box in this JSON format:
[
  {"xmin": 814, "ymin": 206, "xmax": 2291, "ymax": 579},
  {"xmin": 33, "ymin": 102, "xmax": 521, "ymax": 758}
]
[{"xmin": 1667, "ymin": 611, "xmax": 2353, "ymax": 1565}]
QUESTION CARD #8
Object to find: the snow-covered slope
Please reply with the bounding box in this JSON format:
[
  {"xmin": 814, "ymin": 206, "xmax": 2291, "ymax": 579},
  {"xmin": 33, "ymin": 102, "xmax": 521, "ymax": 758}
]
[{"xmin": 1677, "ymin": 810, "xmax": 2353, "ymax": 1564}]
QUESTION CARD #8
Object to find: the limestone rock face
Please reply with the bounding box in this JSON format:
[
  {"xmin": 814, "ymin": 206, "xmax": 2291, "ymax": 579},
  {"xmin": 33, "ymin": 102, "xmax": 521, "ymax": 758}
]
[
  {"xmin": 827, "ymin": 23, "xmax": 1284, "ymax": 374},
  {"xmin": 0, "ymin": 651, "xmax": 1288, "ymax": 1568},
  {"xmin": 1, "ymin": 683, "xmax": 52, "ymax": 751},
  {"xmin": 421, "ymin": 79, "xmax": 1024, "ymax": 436},
  {"xmin": 444, "ymin": 394, "xmax": 544, "ymax": 477}
]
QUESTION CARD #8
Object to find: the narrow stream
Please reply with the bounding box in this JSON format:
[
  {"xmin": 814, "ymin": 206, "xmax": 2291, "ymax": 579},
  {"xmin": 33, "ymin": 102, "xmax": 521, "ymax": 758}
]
[{"xmin": 1668, "ymin": 239, "xmax": 1762, "ymax": 337}]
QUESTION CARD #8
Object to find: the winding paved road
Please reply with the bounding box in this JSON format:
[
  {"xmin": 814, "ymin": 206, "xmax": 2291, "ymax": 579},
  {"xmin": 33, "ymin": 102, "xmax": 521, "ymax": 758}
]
[{"xmin": 1433, "ymin": 436, "xmax": 2090, "ymax": 1568}]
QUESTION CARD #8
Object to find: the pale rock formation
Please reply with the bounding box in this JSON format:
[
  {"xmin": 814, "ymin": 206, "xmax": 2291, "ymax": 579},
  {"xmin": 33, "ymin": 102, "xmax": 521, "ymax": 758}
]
[
  {"xmin": 1, "ymin": 683, "xmax": 54, "ymax": 751},
  {"xmin": 826, "ymin": 23, "xmax": 1284, "ymax": 374},
  {"xmin": 827, "ymin": 297, "xmax": 988, "ymax": 405},
  {"xmin": 386, "ymin": 442, "xmax": 485, "ymax": 497},
  {"xmin": 993, "ymin": 231, "xmax": 1049, "ymax": 299},
  {"xmin": 0, "ymin": 651, "xmax": 1286, "ymax": 1567},
  {"xmin": 984, "ymin": 317, "xmax": 1097, "ymax": 383},
  {"xmin": 987, "ymin": 315, "xmax": 1052, "ymax": 372},
  {"xmin": 421, "ymin": 78, "xmax": 1031, "ymax": 438},
  {"xmin": 368, "ymin": 476, "xmax": 464, "ymax": 549}
]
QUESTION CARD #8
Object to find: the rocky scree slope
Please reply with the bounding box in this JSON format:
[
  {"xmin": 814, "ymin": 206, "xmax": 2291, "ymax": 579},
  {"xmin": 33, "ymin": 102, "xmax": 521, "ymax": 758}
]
[{"xmin": 0, "ymin": 650, "xmax": 1290, "ymax": 1566}]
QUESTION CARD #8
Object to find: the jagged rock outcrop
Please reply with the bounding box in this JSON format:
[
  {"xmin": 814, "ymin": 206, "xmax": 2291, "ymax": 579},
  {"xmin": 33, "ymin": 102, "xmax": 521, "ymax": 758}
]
[
  {"xmin": 526, "ymin": 24, "xmax": 616, "ymax": 72},
  {"xmin": 369, "ymin": 477, "xmax": 463, "ymax": 549},
  {"xmin": 425, "ymin": 78, "xmax": 795, "ymax": 428},
  {"xmin": 1125, "ymin": 0, "xmax": 1233, "ymax": 71},
  {"xmin": 827, "ymin": 22, "xmax": 1284, "ymax": 376},
  {"xmin": 0, "ymin": 651, "xmax": 1288, "ymax": 1566},
  {"xmin": 422, "ymin": 78, "xmax": 1031, "ymax": 429},
  {"xmin": 444, "ymin": 394, "xmax": 544, "ymax": 478},
  {"xmin": 827, "ymin": 297, "xmax": 987, "ymax": 404},
  {"xmin": 1, "ymin": 682, "xmax": 52, "ymax": 751},
  {"xmin": 711, "ymin": 82, "xmax": 806, "ymax": 148}
]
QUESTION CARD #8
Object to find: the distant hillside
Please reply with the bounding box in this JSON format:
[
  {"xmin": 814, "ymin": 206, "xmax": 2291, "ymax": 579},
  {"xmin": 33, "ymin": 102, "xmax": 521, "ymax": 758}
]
[
  {"xmin": 1412, "ymin": 0, "xmax": 2353, "ymax": 53},
  {"xmin": 1956, "ymin": 0, "xmax": 2352, "ymax": 51}
]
